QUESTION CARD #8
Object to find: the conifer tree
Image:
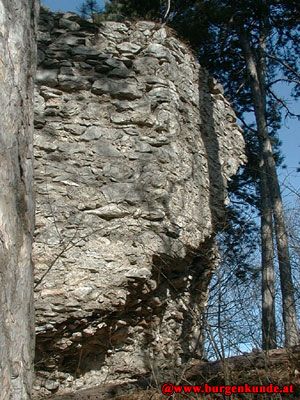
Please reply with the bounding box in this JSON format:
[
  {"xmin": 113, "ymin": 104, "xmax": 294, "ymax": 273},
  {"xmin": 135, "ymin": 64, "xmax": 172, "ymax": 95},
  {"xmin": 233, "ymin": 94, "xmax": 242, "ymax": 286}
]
[{"xmin": 100, "ymin": 0, "xmax": 300, "ymax": 348}]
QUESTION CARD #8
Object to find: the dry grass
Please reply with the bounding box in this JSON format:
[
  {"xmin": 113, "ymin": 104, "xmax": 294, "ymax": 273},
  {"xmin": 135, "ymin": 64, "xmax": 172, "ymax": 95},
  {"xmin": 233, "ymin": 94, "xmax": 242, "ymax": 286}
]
[{"xmin": 46, "ymin": 346, "xmax": 300, "ymax": 400}]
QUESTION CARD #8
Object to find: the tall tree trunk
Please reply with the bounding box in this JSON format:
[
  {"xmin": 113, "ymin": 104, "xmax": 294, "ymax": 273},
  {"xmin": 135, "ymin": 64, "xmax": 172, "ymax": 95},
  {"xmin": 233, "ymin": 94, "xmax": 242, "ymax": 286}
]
[
  {"xmin": 237, "ymin": 24, "xmax": 299, "ymax": 347},
  {"xmin": 260, "ymin": 162, "xmax": 277, "ymax": 350},
  {"xmin": 0, "ymin": 1, "xmax": 39, "ymax": 398}
]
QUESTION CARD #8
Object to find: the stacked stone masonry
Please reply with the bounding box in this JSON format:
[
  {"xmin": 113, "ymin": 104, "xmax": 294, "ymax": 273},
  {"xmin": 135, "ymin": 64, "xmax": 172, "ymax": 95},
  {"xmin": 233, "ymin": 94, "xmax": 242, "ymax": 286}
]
[{"xmin": 33, "ymin": 9, "xmax": 246, "ymax": 397}]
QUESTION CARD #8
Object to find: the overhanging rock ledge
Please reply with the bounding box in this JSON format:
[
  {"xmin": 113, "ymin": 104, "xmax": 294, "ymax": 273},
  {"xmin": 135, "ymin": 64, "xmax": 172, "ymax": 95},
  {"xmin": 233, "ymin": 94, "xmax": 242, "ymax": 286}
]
[{"xmin": 33, "ymin": 8, "xmax": 246, "ymax": 397}]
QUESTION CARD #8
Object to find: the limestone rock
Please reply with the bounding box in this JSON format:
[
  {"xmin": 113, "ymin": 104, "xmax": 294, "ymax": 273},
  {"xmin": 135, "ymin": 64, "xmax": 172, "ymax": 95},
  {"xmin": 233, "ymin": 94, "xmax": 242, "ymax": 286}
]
[
  {"xmin": 33, "ymin": 8, "xmax": 246, "ymax": 397},
  {"xmin": 92, "ymin": 78, "xmax": 142, "ymax": 99}
]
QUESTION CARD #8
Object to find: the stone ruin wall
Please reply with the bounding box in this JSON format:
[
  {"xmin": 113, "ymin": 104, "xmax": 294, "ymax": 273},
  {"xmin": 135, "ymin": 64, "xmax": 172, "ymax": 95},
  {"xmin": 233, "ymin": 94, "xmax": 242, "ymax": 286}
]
[{"xmin": 33, "ymin": 9, "xmax": 246, "ymax": 397}]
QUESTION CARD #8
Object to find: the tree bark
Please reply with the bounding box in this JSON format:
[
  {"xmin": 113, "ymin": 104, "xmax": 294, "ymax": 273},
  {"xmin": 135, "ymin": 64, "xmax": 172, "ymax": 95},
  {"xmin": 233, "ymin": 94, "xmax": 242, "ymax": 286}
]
[
  {"xmin": 260, "ymin": 162, "xmax": 277, "ymax": 350},
  {"xmin": 0, "ymin": 0, "xmax": 39, "ymax": 398},
  {"xmin": 236, "ymin": 24, "xmax": 299, "ymax": 347},
  {"xmin": 256, "ymin": 6, "xmax": 277, "ymax": 350}
]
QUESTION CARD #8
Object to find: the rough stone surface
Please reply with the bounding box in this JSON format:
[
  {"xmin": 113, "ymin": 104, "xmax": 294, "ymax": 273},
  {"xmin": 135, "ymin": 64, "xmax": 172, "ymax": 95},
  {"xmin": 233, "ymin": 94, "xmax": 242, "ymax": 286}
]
[{"xmin": 33, "ymin": 9, "xmax": 246, "ymax": 397}]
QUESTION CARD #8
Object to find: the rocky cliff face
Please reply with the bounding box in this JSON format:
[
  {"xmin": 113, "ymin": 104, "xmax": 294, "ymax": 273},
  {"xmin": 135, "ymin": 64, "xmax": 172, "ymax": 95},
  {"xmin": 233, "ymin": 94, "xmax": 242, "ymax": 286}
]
[{"xmin": 33, "ymin": 9, "xmax": 245, "ymax": 396}]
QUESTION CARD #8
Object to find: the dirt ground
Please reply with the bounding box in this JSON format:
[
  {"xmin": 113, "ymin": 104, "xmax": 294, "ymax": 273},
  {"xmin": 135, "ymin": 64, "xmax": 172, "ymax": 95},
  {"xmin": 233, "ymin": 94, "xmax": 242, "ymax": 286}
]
[{"xmin": 44, "ymin": 346, "xmax": 300, "ymax": 400}]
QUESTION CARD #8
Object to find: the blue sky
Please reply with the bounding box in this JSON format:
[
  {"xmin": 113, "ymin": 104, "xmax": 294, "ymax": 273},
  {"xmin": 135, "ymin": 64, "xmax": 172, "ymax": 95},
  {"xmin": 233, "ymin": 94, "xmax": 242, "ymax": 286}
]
[
  {"xmin": 42, "ymin": 0, "xmax": 106, "ymax": 13},
  {"xmin": 41, "ymin": 0, "xmax": 300, "ymax": 203},
  {"xmin": 277, "ymin": 103, "xmax": 300, "ymax": 206}
]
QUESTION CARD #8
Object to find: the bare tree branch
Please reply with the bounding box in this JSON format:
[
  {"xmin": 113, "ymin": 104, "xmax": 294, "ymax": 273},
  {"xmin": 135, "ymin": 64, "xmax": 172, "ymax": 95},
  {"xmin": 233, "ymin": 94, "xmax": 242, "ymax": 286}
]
[
  {"xmin": 267, "ymin": 88, "xmax": 300, "ymax": 119},
  {"xmin": 267, "ymin": 53, "xmax": 300, "ymax": 81},
  {"xmin": 163, "ymin": 0, "xmax": 171, "ymax": 22}
]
